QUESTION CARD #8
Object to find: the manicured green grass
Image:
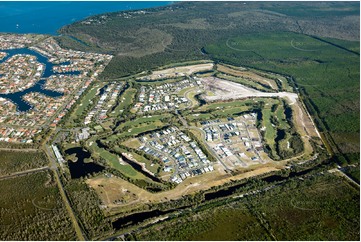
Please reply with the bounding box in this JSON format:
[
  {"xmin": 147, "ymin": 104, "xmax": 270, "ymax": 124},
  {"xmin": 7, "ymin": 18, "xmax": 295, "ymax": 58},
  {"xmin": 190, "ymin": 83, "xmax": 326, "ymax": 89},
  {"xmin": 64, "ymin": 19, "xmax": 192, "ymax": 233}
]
[
  {"xmin": 0, "ymin": 171, "xmax": 76, "ymax": 240},
  {"xmin": 115, "ymin": 114, "xmax": 171, "ymax": 132},
  {"xmin": 262, "ymin": 108, "xmax": 276, "ymax": 146},
  {"xmin": 111, "ymin": 122, "xmax": 166, "ymax": 142},
  {"xmin": 74, "ymin": 85, "xmax": 101, "ymax": 116},
  {"xmin": 211, "ymin": 106, "xmax": 253, "ymax": 117},
  {"xmin": 197, "ymin": 99, "xmax": 256, "ymax": 111},
  {"xmin": 88, "ymin": 142, "xmax": 142, "ymax": 179},
  {"xmin": 110, "ymin": 88, "xmax": 137, "ymax": 117},
  {"xmin": 186, "ymin": 113, "xmax": 214, "ymax": 122},
  {"xmin": 116, "ymin": 146, "xmax": 161, "ymax": 175},
  {"xmin": 178, "ymin": 86, "xmax": 195, "ymax": 96},
  {"xmin": 185, "ymin": 101, "xmax": 256, "ymax": 122},
  {"xmin": 275, "ymin": 103, "xmax": 289, "ymax": 129},
  {"xmin": 66, "ymin": 83, "xmax": 104, "ymax": 125}
]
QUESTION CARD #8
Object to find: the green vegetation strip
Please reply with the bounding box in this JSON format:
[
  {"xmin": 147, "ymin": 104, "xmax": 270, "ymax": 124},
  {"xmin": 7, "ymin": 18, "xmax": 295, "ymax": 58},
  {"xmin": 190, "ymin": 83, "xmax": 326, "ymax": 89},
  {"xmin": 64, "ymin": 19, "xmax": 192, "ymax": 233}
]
[
  {"xmin": 88, "ymin": 142, "xmax": 142, "ymax": 179},
  {"xmin": 110, "ymin": 88, "xmax": 137, "ymax": 117}
]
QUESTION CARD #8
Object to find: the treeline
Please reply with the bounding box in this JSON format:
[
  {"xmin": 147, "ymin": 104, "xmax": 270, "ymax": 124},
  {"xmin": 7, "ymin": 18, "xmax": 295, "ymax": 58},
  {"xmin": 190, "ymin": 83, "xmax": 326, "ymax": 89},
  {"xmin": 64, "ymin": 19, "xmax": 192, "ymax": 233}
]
[{"xmin": 64, "ymin": 179, "xmax": 114, "ymax": 239}]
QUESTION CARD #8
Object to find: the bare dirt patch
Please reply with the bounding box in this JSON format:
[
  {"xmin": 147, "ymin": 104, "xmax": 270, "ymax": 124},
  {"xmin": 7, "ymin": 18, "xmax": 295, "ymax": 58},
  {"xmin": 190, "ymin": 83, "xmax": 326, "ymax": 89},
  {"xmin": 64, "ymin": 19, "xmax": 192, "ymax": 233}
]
[
  {"xmin": 140, "ymin": 63, "xmax": 214, "ymax": 80},
  {"xmin": 201, "ymin": 77, "xmax": 298, "ymax": 104},
  {"xmin": 87, "ymin": 165, "xmax": 278, "ymax": 214}
]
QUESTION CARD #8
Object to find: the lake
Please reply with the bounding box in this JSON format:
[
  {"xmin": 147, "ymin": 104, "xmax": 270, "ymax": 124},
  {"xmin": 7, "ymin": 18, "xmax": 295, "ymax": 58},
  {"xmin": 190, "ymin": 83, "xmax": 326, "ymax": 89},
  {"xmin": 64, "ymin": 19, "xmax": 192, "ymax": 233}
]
[
  {"xmin": 65, "ymin": 147, "xmax": 105, "ymax": 179},
  {"xmin": 0, "ymin": 1, "xmax": 172, "ymax": 35}
]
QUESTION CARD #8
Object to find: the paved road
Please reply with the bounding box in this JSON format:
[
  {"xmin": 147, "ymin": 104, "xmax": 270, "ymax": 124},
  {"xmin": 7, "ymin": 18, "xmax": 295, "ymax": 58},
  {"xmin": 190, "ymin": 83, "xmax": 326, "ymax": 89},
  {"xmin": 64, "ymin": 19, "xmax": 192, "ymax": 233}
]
[
  {"xmin": 188, "ymin": 126, "xmax": 231, "ymax": 171},
  {"xmin": 43, "ymin": 144, "xmax": 86, "ymax": 241}
]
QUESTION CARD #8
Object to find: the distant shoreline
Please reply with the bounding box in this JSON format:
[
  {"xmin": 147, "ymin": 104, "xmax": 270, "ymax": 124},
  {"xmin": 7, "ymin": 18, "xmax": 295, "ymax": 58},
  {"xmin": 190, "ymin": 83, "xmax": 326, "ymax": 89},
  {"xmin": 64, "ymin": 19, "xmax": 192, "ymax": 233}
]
[{"xmin": 0, "ymin": 1, "xmax": 171, "ymax": 35}]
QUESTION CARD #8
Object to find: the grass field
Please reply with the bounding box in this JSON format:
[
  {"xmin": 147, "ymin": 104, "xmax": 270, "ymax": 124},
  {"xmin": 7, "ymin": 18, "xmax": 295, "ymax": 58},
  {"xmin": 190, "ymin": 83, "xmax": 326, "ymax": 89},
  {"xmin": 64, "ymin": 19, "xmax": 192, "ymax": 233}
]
[
  {"xmin": 205, "ymin": 31, "xmax": 360, "ymax": 158},
  {"xmin": 275, "ymin": 103, "xmax": 289, "ymax": 128},
  {"xmin": 108, "ymin": 122, "xmax": 166, "ymax": 142},
  {"xmin": 120, "ymin": 139, "xmax": 161, "ymax": 175},
  {"xmin": 109, "ymin": 87, "xmax": 137, "ymax": 117},
  {"xmin": 115, "ymin": 114, "xmax": 171, "ymax": 132},
  {"xmin": 65, "ymin": 83, "xmax": 104, "ymax": 125},
  {"xmin": 261, "ymin": 99, "xmax": 301, "ymax": 160},
  {"xmin": 129, "ymin": 173, "xmax": 359, "ymax": 241},
  {"xmin": 0, "ymin": 150, "xmax": 48, "ymax": 176},
  {"xmin": 88, "ymin": 141, "xmax": 145, "ymax": 180},
  {"xmin": 128, "ymin": 150, "xmax": 160, "ymax": 175},
  {"xmin": 0, "ymin": 171, "xmax": 76, "ymax": 240},
  {"xmin": 262, "ymin": 108, "xmax": 277, "ymax": 146}
]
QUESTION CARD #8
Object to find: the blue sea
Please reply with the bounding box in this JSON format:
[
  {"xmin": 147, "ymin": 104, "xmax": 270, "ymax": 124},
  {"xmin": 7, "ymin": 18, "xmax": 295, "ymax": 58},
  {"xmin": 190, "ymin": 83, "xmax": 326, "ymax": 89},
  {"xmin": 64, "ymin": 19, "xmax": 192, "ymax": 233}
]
[{"xmin": 0, "ymin": 1, "xmax": 172, "ymax": 35}]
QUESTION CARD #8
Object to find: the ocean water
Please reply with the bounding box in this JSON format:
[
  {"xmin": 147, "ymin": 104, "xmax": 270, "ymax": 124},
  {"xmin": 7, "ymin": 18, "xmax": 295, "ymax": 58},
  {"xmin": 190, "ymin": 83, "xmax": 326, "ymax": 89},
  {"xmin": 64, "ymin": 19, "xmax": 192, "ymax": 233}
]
[{"xmin": 0, "ymin": 1, "xmax": 171, "ymax": 35}]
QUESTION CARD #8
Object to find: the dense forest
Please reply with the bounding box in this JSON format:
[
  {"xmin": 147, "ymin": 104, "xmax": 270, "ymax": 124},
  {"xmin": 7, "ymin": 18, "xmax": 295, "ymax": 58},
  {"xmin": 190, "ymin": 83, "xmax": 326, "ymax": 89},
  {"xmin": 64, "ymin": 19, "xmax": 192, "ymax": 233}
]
[{"xmin": 57, "ymin": 1, "xmax": 359, "ymax": 79}]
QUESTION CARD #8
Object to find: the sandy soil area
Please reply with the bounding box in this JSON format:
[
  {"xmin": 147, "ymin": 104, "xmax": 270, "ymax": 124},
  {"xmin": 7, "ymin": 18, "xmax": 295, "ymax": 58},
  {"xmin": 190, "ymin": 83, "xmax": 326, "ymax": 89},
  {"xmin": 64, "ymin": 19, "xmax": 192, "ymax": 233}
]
[
  {"xmin": 141, "ymin": 63, "xmax": 214, "ymax": 80},
  {"xmin": 86, "ymin": 164, "xmax": 278, "ymax": 213},
  {"xmin": 202, "ymin": 77, "xmax": 298, "ymax": 104}
]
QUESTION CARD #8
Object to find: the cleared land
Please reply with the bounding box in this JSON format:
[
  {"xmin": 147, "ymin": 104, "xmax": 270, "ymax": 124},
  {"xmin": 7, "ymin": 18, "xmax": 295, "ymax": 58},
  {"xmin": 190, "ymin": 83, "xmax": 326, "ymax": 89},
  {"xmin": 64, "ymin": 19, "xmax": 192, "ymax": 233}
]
[
  {"xmin": 201, "ymin": 77, "xmax": 298, "ymax": 104},
  {"xmin": 109, "ymin": 87, "xmax": 137, "ymax": 117},
  {"xmin": 216, "ymin": 64, "xmax": 278, "ymax": 90},
  {"xmin": 138, "ymin": 63, "xmax": 214, "ymax": 81},
  {"xmin": 87, "ymin": 165, "xmax": 279, "ymax": 214},
  {"xmin": 205, "ymin": 31, "xmax": 360, "ymax": 158}
]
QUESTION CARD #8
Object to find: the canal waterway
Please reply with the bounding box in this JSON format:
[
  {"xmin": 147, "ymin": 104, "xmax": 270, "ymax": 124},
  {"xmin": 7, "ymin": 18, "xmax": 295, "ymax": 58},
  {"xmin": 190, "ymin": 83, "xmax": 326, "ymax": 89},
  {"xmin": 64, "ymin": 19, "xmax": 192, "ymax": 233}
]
[{"xmin": 0, "ymin": 48, "xmax": 80, "ymax": 111}]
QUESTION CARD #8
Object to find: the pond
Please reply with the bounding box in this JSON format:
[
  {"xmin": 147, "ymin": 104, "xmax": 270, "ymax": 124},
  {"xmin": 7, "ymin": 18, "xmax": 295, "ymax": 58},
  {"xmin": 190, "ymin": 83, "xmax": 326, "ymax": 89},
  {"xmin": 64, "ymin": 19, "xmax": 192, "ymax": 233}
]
[{"xmin": 65, "ymin": 147, "xmax": 105, "ymax": 179}]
